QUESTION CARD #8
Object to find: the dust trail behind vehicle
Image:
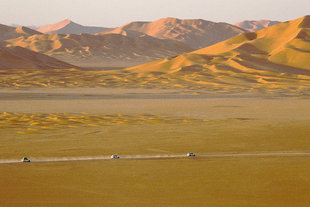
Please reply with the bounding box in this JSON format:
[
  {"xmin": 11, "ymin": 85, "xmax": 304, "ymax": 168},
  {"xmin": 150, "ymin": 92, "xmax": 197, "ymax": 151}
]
[{"xmin": 1, "ymin": 152, "xmax": 310, "ymax": 164}]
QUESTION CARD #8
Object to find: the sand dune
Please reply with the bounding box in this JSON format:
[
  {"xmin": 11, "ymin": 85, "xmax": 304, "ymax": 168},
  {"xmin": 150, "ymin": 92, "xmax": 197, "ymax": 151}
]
[
  {"xmin": 121, "ymin": 16, "xmax": 310, "ymax": 94},
  {"xmin": 37, "ymin": 19, "xmax": 111, "ymax": 34},
  {"xmin": 101, "ymin": 17, "xmax": 246, "ymax": 49},
  {"xmin": 196, "ymin": 15, "xmax": 310, "ymax": 70},
  {"xmin": 5, "ymin": 33, "xmax": 193, "ymax": 67},
  {"xmin": 1, "ymin": 16, "xmax": 310, "ymax": 95},
  {"xmin": 0, "ymin": 24, "xmax": 41, "ymax": 41},
  {"xmin": 235, "ymin": 20, "xmax": 281, "ymax": 32},
  {"xmin": 0, "ymin": 45, "xmax": 76, "ymax": 69},
  {"xmin": 0, "ymin": 112, "xmax": 206, "ymax": 134}
]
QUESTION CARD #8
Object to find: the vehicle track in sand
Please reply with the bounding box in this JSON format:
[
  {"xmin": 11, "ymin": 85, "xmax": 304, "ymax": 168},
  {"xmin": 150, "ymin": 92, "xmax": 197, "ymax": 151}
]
[{"xmin": 1, "ymin": 152, "xmax": 310, "ymax": 164}]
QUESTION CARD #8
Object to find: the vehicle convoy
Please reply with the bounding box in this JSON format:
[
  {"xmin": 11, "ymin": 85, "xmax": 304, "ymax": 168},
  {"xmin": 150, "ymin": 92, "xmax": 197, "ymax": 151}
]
[
  {"xmin": 187, "ymin": 153, "xmax": 196, "ymax": 157},
  {"xmin": 21, "ymin": 157, "xmax": 31, "ymax": 162},
  {"xmin": 111, "ymin": 155, "xmax": 120, "ymax": 159}
]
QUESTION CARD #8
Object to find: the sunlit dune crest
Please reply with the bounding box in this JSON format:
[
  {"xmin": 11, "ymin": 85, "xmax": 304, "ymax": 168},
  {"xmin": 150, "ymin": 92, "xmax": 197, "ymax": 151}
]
[{"xmin": 101, "ymin": 17, "xmax": 246, "ymax": 49}]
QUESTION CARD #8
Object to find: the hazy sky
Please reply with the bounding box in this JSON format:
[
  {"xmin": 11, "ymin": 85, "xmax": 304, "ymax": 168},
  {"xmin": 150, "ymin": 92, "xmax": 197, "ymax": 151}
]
[{"xmin": 1, "ymin": 0, "xmax": 309, "ymax": 27}]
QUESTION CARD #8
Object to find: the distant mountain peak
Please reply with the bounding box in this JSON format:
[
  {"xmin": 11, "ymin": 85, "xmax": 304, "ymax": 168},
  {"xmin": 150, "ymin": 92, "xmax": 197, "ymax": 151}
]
[
  {"xmin": 56, "ymin": 19, "xmax": 74, "ymax": 26},
  {"xmin": 61, "ymin": 19, "xmax": 72, "ymax": 23},
  {"xmin": 37, "ymin": 19, "xmax": 75, "ymax": 33},
  {"xmin": 157, "ymin": 17, "xmax": 179, "ymax": 22},
  {"xmin": 36, "ymin": 19, "xmax": 111, "ymax": 34},
  {"xmin": 235, "ymin": 20, "xmax": 281, "ymax": 32},
  {"xmin": 155, "ymin": 17, "xmax": 210, "ymax": 25},
  {"xmin": 101, "ymin": 17, "xmax": 245, "ymax": 49}
]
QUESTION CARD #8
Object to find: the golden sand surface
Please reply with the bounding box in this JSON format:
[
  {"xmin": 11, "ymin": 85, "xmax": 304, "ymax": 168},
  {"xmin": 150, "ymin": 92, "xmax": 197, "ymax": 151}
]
[
  {"xmin": 0, "ymin": 112, "xmax": 210, "ymax": 135},
  {"xmin": 1, "ymin": 93, "xmax": 310, "ymax": 206},
  {"xmin": 1, "ymin": 68, "xmax": 310, "ymax": 96},
  {"xmin": 1, "ymin": 115, "xmax": 310, "ymax": 158},
  {"xmin": 1, "ymin": 158, "xmax": 310, "ymax": 207}
]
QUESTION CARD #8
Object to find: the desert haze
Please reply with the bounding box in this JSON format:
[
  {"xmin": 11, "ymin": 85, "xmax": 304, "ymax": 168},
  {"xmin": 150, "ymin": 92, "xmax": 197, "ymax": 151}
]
[{"xmin": 1, "ymin": 13, "xmax": 310, "ymax": 207}]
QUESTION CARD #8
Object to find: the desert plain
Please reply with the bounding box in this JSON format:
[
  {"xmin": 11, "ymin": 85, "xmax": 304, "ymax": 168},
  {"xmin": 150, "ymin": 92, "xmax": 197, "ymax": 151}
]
[{"xmin": 1, "ymin": 87, "xmax": 310, "ymax": 207}]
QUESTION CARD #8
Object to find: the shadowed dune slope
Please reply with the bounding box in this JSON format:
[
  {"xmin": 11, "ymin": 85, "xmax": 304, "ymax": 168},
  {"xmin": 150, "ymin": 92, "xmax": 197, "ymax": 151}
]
[
  {"xmin": 0, "ymin": 24, "xmax": 41, "ymax": 41},
  {"xmin": 235, "ymin": 20, "xmax": 281, "ymax": 32},
  {"xmin": 0, "ymin": 46, "xmax": 76, "ymax": 69},
  {"xmin": 101, "ymin": 17, "xmax": 246, "ymax": 49},
  {"xmin": 5, "ymin": 33, "xmax": 193, "ymax": 67},
  {"xmin": 37, "ymin": 19, "xmax": 111, "ymax": 34}
]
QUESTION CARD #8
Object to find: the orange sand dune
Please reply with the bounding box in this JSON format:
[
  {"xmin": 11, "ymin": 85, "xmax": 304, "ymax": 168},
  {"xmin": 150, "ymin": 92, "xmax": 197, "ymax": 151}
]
[
  {"xmin": 0, "ymin": 46, "xmax": 76, "ymax": 69},
  {"xmin": 121, "ymin": 16, "xmax": 310, "ymax": 94},
  {"xmin": 5, "ymin": 33, "xmax": 193, "ymax": 67},
  {"xmin": 37, "ymin": 19, "xmax": 111, "ymax": 34},
  {"xmin": 128, "ymin": 15, "xmax": 310, "ymax": 73},
  {"xmin": 196, "ymin": 15, "xmax": 310, "ymax": 70},
  {"xmin": 235, "ymin": 20, "xmax": 281, "ymax": 32},
  {"xmin": 1, "ymin": 16, "xmax": 310, "ymax": 95},
  {"xmin": 101, "ymin": 17, "xmax": 246, "ymax": 49}
]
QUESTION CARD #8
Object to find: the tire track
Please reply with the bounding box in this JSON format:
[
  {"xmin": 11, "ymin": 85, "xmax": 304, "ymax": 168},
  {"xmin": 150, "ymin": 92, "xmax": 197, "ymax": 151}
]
[{"xmin": 1, "ymin": 152, "xmax": 310, "ymax": 164}]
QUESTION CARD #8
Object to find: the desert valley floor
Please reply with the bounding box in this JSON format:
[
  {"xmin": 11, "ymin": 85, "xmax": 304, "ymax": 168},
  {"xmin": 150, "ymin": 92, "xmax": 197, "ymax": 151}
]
[{"xmin": 1, "ymin": 88, "xmax": 310, "ymax": 206}]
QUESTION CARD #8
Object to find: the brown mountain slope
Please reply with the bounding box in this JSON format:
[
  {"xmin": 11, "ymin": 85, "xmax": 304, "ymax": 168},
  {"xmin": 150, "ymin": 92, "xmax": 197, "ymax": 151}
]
[
  {"xmin": 0, "ymin": 46, "xmax": 76, "ymax": 69},
  {"xmin": 235, "ymin": 20, "xmax": 281, "ymax": 32},
  {"xmin": 37, "ymin": 19, "xmax": 111, "ymax": 34},
  {"xmin": 101, "ymin": 17, "xmax": 246, "ymax": 49},
  {"xmin": 119, "ymin": 16, "xmax": 310, "ymax": 95},
  {"xmin": 5, "ymin": 33, "xmax": 193, "ymax": 67},
  {"xmin": 0, "ymin": 24, "xmax": 41, "ymax": 41}
]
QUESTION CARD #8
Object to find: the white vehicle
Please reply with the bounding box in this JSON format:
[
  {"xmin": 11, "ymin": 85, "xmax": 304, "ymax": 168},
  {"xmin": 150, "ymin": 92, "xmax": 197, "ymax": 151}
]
[
  {"xmin": 187, "ymin": 153, "xmax": 196, "ymax": 157},
  {"xmin": 21, "ymin": 157, "xmax": 31, "ymax": 162},
  {"xmin": 111, "ymin": 154, "xmax": 120, "ymax": 159}
]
